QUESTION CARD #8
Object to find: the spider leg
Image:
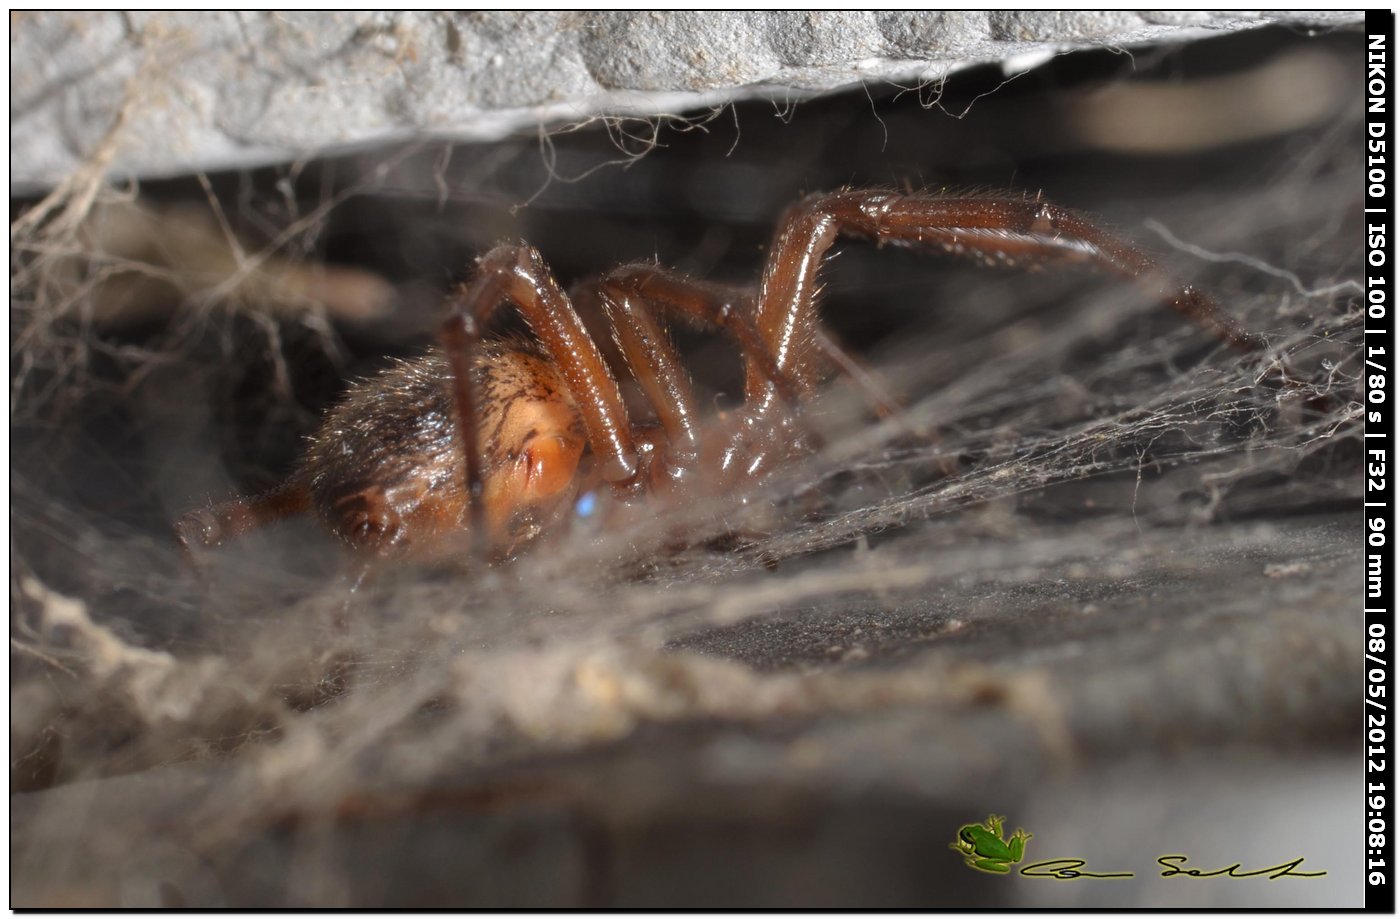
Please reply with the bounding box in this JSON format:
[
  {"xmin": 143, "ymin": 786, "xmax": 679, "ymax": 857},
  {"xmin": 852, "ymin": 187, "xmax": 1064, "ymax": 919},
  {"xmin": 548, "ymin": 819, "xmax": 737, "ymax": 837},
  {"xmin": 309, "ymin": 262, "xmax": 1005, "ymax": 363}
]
[
  {"xmin": 578, "ymin": 266, "xmax": 810, "ymax": 466},
  {"xmin": 590, "ymin": 265, "xmax": 911, "ymax": 424},
  {"xmin": 174, "ymin": 483, "xmax": 310, "ymax": 556},
  {"xmin": 587, "ymin": 264, "xmax": 936, "ymax": 487},
  {"xmin": 586, "ymin": 266, "xmax": 809, "ymax": 403},
  {"xmin": 749, "ymin": 189, "xmax": 1264, "ymax": 414},
  {"xmin": 581, "ymin": 265, "xmax": 845, "ymax": 488},
  {"xmin": 441, "ymin": 245, "xmax": 639, "ymax": 547},
  {"xmin": 579, "ymin": 278, "xmax": 703, "ymax": 479}
]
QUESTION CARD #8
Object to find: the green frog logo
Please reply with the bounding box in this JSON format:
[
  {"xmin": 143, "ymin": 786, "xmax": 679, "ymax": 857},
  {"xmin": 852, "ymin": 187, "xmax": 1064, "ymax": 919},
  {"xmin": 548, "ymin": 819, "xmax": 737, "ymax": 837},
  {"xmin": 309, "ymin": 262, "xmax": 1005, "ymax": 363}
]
[{"xmin": 951, "ymin": 815, "xmax": 1032, "ymax": 874}]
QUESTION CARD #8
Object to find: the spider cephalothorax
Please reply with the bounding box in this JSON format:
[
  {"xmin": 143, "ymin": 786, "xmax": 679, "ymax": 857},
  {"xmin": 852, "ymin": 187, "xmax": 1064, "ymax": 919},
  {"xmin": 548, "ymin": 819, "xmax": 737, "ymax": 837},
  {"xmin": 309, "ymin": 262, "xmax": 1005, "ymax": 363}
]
[{"xmin": 176, "ymin": 189, "xmax": 1260, "ymax": 567}]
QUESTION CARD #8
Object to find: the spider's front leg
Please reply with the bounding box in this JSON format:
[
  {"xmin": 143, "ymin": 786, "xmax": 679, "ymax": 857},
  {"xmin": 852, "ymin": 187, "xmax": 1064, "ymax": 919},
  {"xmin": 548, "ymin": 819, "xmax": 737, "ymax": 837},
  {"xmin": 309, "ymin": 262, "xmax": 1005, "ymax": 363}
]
[
  {"xmin": 716, "ymin": 188, "xmax": 1263, "ymax": 484},
  {"xmin": 745, "ymin": 189, "xmax": 1264, "ymax": 411},
  {"xmin": 441, "ymin": 245, "xmax": 643, "ymax": 553}
]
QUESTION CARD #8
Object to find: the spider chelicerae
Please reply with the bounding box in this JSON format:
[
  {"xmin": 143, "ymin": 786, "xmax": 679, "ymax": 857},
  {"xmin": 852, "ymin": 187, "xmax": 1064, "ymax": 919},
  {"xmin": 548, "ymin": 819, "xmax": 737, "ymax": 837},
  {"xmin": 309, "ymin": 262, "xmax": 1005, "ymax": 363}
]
[{"xmin": 175, "ymin": 188, "xmax": 1260, "ymax": 568}]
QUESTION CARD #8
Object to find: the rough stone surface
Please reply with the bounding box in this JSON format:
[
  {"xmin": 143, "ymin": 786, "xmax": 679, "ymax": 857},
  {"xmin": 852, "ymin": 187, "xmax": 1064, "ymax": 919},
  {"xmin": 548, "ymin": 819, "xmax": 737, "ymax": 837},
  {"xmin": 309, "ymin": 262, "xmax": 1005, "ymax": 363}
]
[{"xmin": 10, "ymin": 10, "xmax": 1359, "ymax": 189}]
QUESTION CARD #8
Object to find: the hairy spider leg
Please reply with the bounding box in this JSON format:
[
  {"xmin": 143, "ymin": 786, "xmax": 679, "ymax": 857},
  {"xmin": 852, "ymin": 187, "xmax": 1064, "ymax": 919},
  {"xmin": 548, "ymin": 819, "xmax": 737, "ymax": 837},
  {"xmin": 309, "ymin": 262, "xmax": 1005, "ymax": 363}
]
[
  {"xmin": 575, "ymin": 265, "xmax": 827, "ymax": 482},
  {"xmin": 749, "ymin": 189, "xmax": 1265, "ymax": 413},
  {"xmin": 442, "ymin": 245, "xmax": 640, "ymax": 550},
  {"xmin": 593, "ymin": 267, "xmax": 804, "ymax": 402},
  {"xmin": 582, "ymin": 278, "xmax": 704, "ymax": 479},
  {"xmin": 595, "ymin": 266, "xmax": 909, "ymax": 423},
  {"xmin": 714, "ymin": 189, "xmax": 1264, "ymax": 482},
  {"xmin": 599, "ymin": 266, "xmax": 909, "ymax": 420},
  {"xmin": 583, "ymin": 264, "xmax": 882, "ymax": 491},
  {"xmin": 584, "ymin": 266, "xmax": 911, "ymax": 484}
]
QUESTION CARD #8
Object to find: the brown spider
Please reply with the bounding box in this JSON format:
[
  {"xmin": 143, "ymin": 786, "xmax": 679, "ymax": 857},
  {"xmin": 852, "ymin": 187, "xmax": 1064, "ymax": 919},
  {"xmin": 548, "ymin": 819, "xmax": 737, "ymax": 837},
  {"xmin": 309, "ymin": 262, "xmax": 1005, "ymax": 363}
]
[{"xmin": 175, "ymin": 188, "xmax": 1260, "ymax": 566}]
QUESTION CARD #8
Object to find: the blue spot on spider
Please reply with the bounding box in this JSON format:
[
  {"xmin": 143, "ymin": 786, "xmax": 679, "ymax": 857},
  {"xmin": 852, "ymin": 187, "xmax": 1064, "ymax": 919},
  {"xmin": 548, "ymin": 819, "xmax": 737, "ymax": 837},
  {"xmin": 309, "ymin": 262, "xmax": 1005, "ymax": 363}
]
[{"xmin": 574, "ymin": 491, "xmax": 598, "ymax": 518}]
